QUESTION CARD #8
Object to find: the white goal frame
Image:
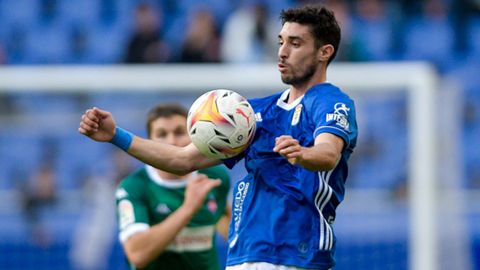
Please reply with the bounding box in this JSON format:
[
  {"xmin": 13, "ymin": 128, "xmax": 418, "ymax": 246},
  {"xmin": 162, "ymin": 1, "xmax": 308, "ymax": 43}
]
[{"xmin": 0, "ymin": 62, "xmax": 439, "ymax": 270}]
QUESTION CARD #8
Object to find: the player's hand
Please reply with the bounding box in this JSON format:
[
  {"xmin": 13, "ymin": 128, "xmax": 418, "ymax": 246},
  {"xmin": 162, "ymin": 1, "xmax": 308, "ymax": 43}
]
[
  {"xmin": 183, "ymin": 174, "xmax": 221, "ymax": 214},
  {"xmin": 273, "ymin": 135, "xmax": 303, "ymax": 164},
  {"xmin": 78, "ymin": 107, "xmax": 116, "ymax": 142}
]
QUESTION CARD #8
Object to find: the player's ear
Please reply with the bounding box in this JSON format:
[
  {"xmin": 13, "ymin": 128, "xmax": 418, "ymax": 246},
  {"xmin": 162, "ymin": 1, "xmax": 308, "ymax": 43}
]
[{"xmin": 317, "ymin": 44, "xmax": 334, "ymax": 63}]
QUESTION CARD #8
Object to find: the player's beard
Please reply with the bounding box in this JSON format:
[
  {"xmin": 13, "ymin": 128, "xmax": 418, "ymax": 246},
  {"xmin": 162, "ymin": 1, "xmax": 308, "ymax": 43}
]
[{"xmin": 280, "ymin": 61, "xmax": 317, "ymax": 86}]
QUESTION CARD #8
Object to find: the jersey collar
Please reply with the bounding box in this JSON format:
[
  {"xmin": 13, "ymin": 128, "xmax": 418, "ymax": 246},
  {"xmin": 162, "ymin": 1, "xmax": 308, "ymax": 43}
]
[
  {"xmin": 276, "ymin": 89, "xmax": 304, "ymax": 111},
  {"xmin": 145, "ymin": 165, "xmax": 196, "ymax": 188}
]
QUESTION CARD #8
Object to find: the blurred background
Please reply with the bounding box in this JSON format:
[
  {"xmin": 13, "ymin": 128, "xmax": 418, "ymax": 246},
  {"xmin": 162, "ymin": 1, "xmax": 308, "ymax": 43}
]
[{"xmin": 0, "ymin": 0, "xmax": 479, "ymax": 269}]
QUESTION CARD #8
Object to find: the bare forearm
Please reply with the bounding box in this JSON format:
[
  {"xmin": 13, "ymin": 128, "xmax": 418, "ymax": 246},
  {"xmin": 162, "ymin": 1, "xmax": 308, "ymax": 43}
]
[
  {"xmin": 127, "ymin": 136, "xmax": 191, "ymax": 174},
  {"xmin": 124, "ymin": 176, "xmax": 222, "ymax": 268},
  {"xmin": 216, "ymin": 206, "xmax": 232, "ymax": 240},
  {"xmin": 127, "ymin": 136, "xmax": 220, "ymax": 174},
  {"xmin": 124, "ymin": 205, "xmax": 196, "ymax": 268},
  {"xmin": 275, "ymin": 133, "xmax": 344, "ymax": 171},
  {"xmin": 298, "ymin": 142, "xmax": 339, "ymax": 171}
]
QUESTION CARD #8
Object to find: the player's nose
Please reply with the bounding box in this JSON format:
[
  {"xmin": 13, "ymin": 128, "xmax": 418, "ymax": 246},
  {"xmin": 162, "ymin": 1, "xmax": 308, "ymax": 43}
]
[
  {"xmin": 166, "ymin": 133, "xmax": 177, "ymax": 145},
  {"xmin": 278, "ymin": 44, "xmax": 288, "ymax": 60}
]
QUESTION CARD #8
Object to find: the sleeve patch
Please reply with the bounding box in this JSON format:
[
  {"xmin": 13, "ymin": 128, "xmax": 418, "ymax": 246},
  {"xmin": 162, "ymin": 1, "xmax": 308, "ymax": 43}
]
[
  {"xmin": 325, "ymin": 102, "xmax": 350, "ymax": 131},
  {"xmin": 118, "ymin": 200, "xmax": 135, "ymax": 230}
]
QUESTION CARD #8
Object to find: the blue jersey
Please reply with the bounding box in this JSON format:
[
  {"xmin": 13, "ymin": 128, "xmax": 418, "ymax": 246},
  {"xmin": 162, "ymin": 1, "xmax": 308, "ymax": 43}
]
[{"xmin": 223, "ymin": 83, "xmax": 358, "ymax": 269}]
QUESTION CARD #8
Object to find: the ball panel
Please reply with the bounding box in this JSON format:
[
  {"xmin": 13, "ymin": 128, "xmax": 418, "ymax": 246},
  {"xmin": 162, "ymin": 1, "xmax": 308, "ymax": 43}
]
[{"xmin": 187, "ymin": 89, "xmax": 256, "ymax": 159}]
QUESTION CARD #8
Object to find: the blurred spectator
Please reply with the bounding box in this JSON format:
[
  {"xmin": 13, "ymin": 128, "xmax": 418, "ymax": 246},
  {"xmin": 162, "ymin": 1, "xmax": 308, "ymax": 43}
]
[
  {"xmin": 5, "ymin": 25, "xmax": 27, "ymax": 64},
  {"xmin": 322, "ymin": 0, "xmax": 364, "ymax": 62},
  {"xmin": 464, "ymin": 1, "xmax": 480, "ymax": 60},
  {"xmin": 18, "ymin": 154, "xmax": 58, "ymax": 247},
  {"xmin": 39, "ymin": 0, "xmax": 58, "ymax": 24},
  {"xmin": 398, "ymin": 0, "xmax": 423, "ymax": 18},
  {"xmin": 69, "ymin": 24, "xmax": 89, "ymax": 63},
  {"xmin": 69, "ymin": 148, "xmax": 135, "ymax": 270},
  {"xmin": 221, "ymin": 1, "xmax": 279, "ymax": 63},
  {"xmin": 124, "ymin": 3, "xmax": 170, "ymax": 63},
  {"xmin": 402, "ymin": 0, "xmax": 454, "ymax": 70},
  {"xmin": 350, "ymin": 0, "xmax": 393, "ymax": 61},
  {"xmin": 450, "ymin": 0, "xmax": 472, "ymax": 56},
  {"xmin": 99, "ymin": 0, "xmax": 117, "ymax": 25},
  {"xmin": 180, "ymin": 8, "xmax": 221, "ymax": 63}
]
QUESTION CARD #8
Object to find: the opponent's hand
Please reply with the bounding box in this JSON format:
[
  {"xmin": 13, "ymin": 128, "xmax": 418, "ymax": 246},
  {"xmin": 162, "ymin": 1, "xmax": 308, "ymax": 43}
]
[
  {"xmin": 183, "ymin": 174, "xmax": 221, "ymax": 215},
  {"xmin": 78, "ymin": 107, "xmax": 116, "ymax": 142},
  {"xmin": 273, "ymin": 135, "xmax": 303, "ymax": 164}
]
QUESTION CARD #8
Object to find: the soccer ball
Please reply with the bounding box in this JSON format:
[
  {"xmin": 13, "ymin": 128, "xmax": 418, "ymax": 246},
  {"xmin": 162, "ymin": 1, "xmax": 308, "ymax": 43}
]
[{"xmin": 187, "ymin": 89, "xmax": 256, "ymax": 159}]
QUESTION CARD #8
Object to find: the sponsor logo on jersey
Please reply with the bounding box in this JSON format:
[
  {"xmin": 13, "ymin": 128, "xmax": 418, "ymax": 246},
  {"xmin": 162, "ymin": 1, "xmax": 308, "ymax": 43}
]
[
  {"xmin": 118, "ymin": 200, "xmax": 135, "ymax": 230},
  {"xmin": 326, "ymin": 102, "xmax": 350, "ymax": 131},
  {"xmin": 155, "ymin": 203, "xmax": 171, "ymax": 214},
  {"xmin": 115, "ymin": 188, "xmax": 128, "ymax": 199},
  {"xmin": 230, "ymin": 181, "xmax": 250, "ymax": 248},
  {"xmin": 255, "ymin": 112, "xmax": 263, "ymax": 122},
  {"xmin": 166, "ymin": 225, "xmax": 215, "ymax": 252},
  {"xmin": 291, "ymin": 104, "xmax": 303, "ymax": 126}
]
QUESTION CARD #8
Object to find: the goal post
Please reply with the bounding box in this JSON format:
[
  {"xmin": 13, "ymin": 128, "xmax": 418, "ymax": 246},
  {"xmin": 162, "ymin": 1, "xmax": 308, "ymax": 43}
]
[
  {"xmin": 0, "ymin": 62, "xmax": 441, "ymax": 270},
  {"xmin": 334, "ymin": 63, "xmax": 440, "ymax": 270}
]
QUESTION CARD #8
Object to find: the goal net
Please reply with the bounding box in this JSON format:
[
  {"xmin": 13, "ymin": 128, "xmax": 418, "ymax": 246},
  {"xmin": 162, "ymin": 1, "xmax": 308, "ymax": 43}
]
[{"xmin": 0, "ymin": 63, "xmax": 469, "ymax": 270}]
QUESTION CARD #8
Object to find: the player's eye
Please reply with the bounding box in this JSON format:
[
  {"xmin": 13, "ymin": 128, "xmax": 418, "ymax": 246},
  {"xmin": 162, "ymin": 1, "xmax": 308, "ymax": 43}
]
[
  {"xmin": 175, "ymin": 130, "xmax": 187, "ymax": 136},
  {"xmin": 156, "ymin": 132, "xmax": 167, "ymax": 138}
]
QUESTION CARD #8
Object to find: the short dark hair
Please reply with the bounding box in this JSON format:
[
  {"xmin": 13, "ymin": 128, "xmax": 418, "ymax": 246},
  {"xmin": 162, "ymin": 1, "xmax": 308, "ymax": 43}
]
[
  {"xmin": 146, "ymin": 103, "xmax": 188, "ymax": 136},
  {"xmin": 280, "ymin": 5, "xmax": 341, "ymax": 65}
]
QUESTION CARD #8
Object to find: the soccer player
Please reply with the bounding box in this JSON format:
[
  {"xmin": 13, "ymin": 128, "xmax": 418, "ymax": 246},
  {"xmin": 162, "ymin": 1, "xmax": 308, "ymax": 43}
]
[
  {"xmin": 115, "ymin": 103, "xmax": 231, "ymax": 270},
  {"xmin": 79, "ymin": 5, "xmax": 357, "ymax": 270}
]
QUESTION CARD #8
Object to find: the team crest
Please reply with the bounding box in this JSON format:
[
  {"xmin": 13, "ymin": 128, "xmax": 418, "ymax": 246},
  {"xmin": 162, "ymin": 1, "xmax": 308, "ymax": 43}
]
[
  {"xmin": 291, "ymin": 104, "xmax": 303, "ymax": 126},
  {"xmin": 326, "ymin": 102, "xmax": 350, "ymax": 131},
  {"xmin": 207, "ymin": 195, "xmax": 218, "ymax": 214}
]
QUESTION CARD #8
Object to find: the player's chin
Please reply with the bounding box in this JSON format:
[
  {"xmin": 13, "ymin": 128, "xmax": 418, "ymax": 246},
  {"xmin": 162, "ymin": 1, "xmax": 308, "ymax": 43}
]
[{"xmin": 280, "ymin": 74, "xmax": 292, "ymax": 84}]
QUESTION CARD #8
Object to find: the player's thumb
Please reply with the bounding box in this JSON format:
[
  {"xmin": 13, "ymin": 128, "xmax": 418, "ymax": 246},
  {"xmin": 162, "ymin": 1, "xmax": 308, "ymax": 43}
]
[
  {"xmin": 208, "ymin": 179, "xmax": 222, "ymax": 189},
  {"xmin": 93, "ymin": 107, "xmax": 110, "ymax": 118}
]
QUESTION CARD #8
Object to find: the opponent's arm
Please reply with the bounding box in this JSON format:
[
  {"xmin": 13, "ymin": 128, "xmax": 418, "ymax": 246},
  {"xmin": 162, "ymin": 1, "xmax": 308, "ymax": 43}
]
[
  {"xmin": 215, "ymin": 203, "xmax": 232, "ymax": 240},
  {"xmin": 273, "ymin": 133, "xmax": 344, "ymax": 171},
  {"xmin": 122, "ymin": 175, "xmax": 221, "ymax": 269},
  {"xmin": 79, "ymin": 107, "xmax": 221, "ymax": 174}
]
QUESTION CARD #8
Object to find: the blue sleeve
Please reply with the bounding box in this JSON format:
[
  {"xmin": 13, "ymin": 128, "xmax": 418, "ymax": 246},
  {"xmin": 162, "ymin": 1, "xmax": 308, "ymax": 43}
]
[{"xmin": 312, "ymin": 93, "xmax": 358, "ymax": 149}]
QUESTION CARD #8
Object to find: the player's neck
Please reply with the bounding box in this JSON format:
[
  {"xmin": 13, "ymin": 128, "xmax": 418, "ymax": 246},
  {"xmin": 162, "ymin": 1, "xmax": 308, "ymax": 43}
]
[
  {"xmin": 156, "ymin": 170, "xmax": 192, "ymax": 181},
  {"xmin": 289, "ymin": 70, "xmax": 327, "ymax": 103}
]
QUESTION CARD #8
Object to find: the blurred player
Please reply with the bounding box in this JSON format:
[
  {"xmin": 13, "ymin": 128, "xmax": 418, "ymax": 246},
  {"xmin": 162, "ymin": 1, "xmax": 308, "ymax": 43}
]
[
  {"xmin": 80, "ymin": 5, "xmax": 357, "ymax": 270},
  {"xmin": 115, "ymin": 103, "xmax": 231, "ymax": 270}
]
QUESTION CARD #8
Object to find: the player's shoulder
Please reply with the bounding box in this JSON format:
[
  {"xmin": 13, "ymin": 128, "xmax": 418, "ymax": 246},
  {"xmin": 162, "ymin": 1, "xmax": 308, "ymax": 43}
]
[
  {"xmin": 248, "ymin": 91, "xmax": 284, "ymax": 110},
  {"xmin": 199, "ymin": 165, "xmax": 230, "ymax": 181},
  {"xmin": 117, "ymin": 167, "xmax": 149, "ymax": 195},
  {"xmin": 309, "ymin": 82, "xmax": 349, "ymax": 97},
  {"xmin": 306, "ymin": 83, "xmax": 354, "ymax": 105}
]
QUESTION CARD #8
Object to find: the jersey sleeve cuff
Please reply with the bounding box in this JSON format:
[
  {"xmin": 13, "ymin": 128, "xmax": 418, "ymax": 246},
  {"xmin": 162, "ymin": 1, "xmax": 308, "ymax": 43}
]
[
  {"xmin": 314, "ymin": 126, "xmax": 350, "ymax": 148},
  {"xmin": 119, "ymin": 223, "xmax": 150, "ymax": 243}
]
